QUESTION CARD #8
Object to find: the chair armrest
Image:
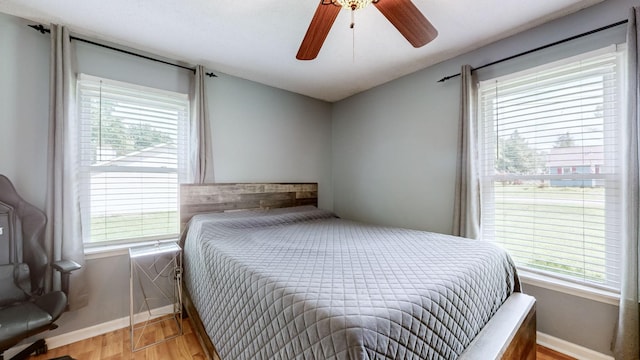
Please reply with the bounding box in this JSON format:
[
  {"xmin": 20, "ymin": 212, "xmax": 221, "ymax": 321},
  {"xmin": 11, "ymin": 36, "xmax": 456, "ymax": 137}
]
[
  {"xmin": 51, "ymin": 260, "xmax": 81, "ymax": 299},
  {"xmin": 51, "ymin": 260, "xmax": 82, "ymax": 274}
]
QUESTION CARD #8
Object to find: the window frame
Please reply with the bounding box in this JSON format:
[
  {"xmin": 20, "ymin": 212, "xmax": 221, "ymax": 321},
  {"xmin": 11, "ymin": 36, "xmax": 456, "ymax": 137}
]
[
  {"xmin": 477, "ymin": 45, "xmax": 625, "ymax": 293},
  {"xmin": 77, "ymin": 74, "xmax": 189, "ymax": 249}
]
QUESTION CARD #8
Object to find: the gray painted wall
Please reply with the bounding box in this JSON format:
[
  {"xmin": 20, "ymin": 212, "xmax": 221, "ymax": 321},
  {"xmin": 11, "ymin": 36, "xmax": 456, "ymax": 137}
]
[
  {"xmin": 332, "ymin": 0, "xmax": 636, "ymax": 355},
  {"xmin": 0, "ymin": 10, "xmax": 332, "ymax": 337},
  {"xmin": 208, "ymin": 73, "xmax": 333, "ymax": 210},
  {"xmin": 0, "ymin": 13, "xmax": 50, "ymax": 210}
]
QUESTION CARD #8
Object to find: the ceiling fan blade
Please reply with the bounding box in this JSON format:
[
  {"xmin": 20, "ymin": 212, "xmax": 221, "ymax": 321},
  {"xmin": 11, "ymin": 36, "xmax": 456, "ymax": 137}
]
[
  {"xmin": 297, "ymin": 2, "xmax": 341, "ymax": 60},
  {"xmin": 374, "ymin": 0, "xmax": 438, "ymax": 48}
]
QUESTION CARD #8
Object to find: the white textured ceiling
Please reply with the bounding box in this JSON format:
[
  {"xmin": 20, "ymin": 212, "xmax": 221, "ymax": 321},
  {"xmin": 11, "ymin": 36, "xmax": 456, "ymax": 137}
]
[{"xmin": 0, "ymin": 0, "xmax": 603, "ymax": 102}]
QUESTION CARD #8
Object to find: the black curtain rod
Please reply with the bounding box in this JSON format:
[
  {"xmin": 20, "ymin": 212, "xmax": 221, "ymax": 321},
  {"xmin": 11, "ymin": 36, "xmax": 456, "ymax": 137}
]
[
  {"xmin": 437, "ymin": 19, "xmax": 628, "ymax": 83},
  {"xmin": 29, "ymin": 24, "xmax": 217, "ymax": 78}
]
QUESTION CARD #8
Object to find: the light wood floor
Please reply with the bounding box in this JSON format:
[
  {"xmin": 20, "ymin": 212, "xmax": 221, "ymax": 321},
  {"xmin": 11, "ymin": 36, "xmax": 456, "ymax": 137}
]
[
  {"xmin": 30, "ymin": 319, "xmax": 574, "ymax": 360},
  {"xmin": 31, "ymin": 317, "xmax": 205, "ymax": 360},
  {"xmin": 537, "ymin": 345, "xmax": 578, "ymax": 360}
]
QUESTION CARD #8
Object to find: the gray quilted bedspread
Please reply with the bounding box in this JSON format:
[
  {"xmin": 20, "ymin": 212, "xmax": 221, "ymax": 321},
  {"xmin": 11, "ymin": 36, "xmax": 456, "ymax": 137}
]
[{"xmin": 182, "ymin": 206, "xmax": 520, "ymax": 360}]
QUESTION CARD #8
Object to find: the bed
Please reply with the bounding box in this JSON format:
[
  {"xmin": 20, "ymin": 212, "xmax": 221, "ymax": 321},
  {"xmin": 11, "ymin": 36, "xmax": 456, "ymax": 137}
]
[{"xmin": 179, "ymin": 183, "xmax": 536, "ymax": 360}]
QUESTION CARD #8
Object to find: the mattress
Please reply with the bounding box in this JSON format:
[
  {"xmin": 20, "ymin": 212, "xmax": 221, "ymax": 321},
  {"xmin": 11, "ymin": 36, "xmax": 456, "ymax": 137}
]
[{"xmin": 182, "ymin": 206, "xmax": 520, "ymax": 360}]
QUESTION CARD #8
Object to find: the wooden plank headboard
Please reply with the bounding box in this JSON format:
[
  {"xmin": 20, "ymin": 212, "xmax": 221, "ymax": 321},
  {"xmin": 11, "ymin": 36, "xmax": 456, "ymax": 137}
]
[{"xmin": 179, "ymin": 183, "xmax": 318, "ymax": 230}]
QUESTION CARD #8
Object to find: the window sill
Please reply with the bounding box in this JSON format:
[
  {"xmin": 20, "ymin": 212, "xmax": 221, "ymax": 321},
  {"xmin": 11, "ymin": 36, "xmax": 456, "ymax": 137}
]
[
  {"xmin": 518, "ymin": 270, "xmax": 619, "ymax": 306},
  {"xmin": 84, "ymin": 238, "xmax": 180, "ymax": 260}
]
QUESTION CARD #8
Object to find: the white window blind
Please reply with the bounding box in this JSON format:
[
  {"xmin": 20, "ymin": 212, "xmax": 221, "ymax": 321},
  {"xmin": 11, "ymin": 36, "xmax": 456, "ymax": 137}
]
[
  {"xmin": 78, "ymin": 75, "xmax": 189, "ymax": 246},
  {"xmin": 478, "ymin": 47, "xmax": 624, "ymax": 290}
]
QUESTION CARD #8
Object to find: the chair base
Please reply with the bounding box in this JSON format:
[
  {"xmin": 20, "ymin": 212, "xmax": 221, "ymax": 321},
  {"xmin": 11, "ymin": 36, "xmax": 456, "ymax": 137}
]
[
  {"xmin": 1, "ymin": 338, "xmax": 46, "ymax": 360},
  {"xmin": 0, "ymin": 339, "xmax": 76, "ymax": 360},
  {"xmin": 0, "ymin": 338, "xmax": 56, "ymax": 360}
]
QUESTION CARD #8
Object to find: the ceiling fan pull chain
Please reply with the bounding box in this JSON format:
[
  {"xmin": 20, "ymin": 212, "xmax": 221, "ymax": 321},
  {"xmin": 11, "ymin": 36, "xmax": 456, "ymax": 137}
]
[
  {"xmin": 351, "ymin": 9, "xmax": 356, "ymax": 62},
  {"xmin": 350, "ymin": 7, "xmax": 355, "ymax": 29}
]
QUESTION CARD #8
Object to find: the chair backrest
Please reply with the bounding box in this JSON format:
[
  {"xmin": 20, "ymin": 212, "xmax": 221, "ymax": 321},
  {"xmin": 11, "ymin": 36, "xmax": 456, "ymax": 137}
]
[{"xmin": 0, "ymin": 175, "xmax": 47, "ymax": 296}]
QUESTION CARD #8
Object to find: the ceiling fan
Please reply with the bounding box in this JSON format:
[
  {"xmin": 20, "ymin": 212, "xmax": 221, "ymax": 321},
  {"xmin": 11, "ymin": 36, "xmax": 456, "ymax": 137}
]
[{"xmin": 296, "ymin": 0, "xmax": 438, "ymax": 60}]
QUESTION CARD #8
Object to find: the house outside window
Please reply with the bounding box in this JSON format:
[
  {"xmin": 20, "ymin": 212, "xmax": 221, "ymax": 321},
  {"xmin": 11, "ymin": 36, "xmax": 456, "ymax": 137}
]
[
  {"xmin": 77, "ymin": 75, "xmax": 189, "ymax": 247},
  {"xmin": 478, "ymin": 46, "xmax": 624, "ymax": 291},
  {"xmin": 547, "ymin": 146, "xmax": 604, "ymax": 187}
]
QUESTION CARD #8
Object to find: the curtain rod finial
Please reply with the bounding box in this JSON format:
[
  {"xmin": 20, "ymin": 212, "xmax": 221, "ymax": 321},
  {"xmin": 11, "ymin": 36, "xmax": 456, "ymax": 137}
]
[
  {"xmin": 437, "ymin": 73, "xmax": 459, "ymax": 83},
  {"xmin": 206, "ymin": 72, "xmax": 217, "ymax": 78},
  {"xmin": 28, "ymin": 24, "xmax": 50, "ymax": 34}
]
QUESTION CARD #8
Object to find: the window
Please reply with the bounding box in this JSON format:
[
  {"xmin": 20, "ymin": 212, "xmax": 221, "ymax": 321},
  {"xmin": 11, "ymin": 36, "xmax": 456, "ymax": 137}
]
[
  {"xmin": 478, "ymin": 46, "xmax": 624, "ymax": 291},
  {"xmin": 78, "ymin": 75, "xmax": 189, "ymax": 246}
]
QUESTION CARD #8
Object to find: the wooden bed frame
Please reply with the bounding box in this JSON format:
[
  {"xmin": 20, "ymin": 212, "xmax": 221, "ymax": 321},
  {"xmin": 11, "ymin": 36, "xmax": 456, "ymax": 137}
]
[{"xmin": 179, "ymin": 183, "xmax": 536, "ymax": 360}]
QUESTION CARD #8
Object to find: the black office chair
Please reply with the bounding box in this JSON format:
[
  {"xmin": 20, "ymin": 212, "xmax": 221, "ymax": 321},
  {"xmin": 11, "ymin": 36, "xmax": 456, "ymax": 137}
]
[{"xmin": 0, "ymin": 175, "xmax": 80, "ymax": 360}]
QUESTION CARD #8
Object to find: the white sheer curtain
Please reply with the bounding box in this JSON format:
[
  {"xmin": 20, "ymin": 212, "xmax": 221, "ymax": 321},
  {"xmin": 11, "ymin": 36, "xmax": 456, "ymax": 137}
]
[
  {"xmin": 452, "ymin": 65, "xmax": 481, "ymax": 239},
  {"xmin": 44, "ymin": 24, "xmax": 88, "ymax": 309},
  {"xmin": 614, "ymin": 7, "xmax": 640, "ymax": 359},
  {"xmin": 188, "ymin": 65, "xmax": 213, "ymax": 184}
]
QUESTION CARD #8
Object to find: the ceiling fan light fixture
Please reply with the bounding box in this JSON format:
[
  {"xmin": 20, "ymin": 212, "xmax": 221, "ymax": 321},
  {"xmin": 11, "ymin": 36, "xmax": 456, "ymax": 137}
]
[{"xmin": 330, "ymin": 0, "xmax": 376, "ymax": 11}]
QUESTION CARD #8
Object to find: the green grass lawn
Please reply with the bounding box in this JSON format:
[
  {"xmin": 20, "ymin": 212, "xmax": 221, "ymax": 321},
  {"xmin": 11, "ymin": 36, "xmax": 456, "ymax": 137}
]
[
  {"xmin": 491, "ymin": 184, "xmax": 608, "ymax": 284},
  {"xmin": 89, "ymin": 211, "xmax": 178, "ymax": 243}
]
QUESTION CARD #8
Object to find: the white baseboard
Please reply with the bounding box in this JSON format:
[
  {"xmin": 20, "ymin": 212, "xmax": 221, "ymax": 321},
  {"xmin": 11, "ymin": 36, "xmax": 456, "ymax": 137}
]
[
  {"xmin": 4, "ymin": 305, "xmax": 176, "ymax": 358},
  {"xmin": 47, "ymin": 304, "xmax": 177, "ymax": 349},
  {"xmin": 538, "ymin": 332, "xmax": 614, "ymax": 360}
]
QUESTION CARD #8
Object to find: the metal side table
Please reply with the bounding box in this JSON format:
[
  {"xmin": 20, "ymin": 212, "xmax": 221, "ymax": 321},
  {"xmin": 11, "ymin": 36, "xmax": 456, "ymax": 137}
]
[{"xmin": 129, "ymin": 242, "xmax": 183, "ymax": 351}]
